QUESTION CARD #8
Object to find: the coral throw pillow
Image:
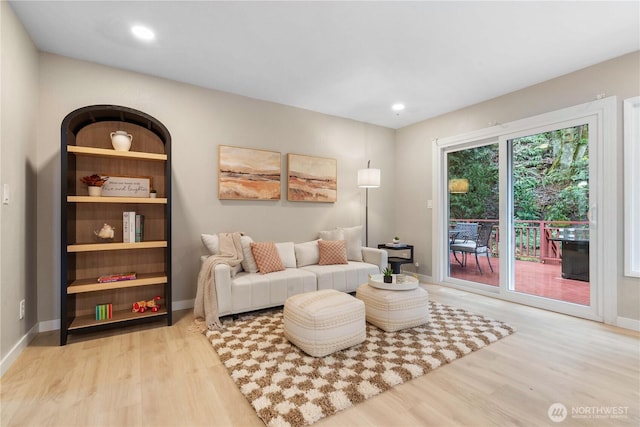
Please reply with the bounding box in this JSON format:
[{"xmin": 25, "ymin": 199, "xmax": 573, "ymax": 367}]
[
  {"xmin": 250, "ymin": 242, "xmax": 286, "ymax": 274},
  {"xmin": 318, "ymin": 240, "xmax": 348, "ymax": 265}
]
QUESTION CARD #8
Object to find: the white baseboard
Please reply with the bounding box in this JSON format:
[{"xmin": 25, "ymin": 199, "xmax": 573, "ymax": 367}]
[
  {"xmin": 172, "ymin": 299, "xmax": 194, "ymax": 311},
  {"xmin": 616, "ymin": 316, "xmax": 640, "ymax": 331},
  {"xmin": 1, "ymin": 323, "xmax": 39, "ymax": 377},
  {"xmin": 399, "ymin": 269, "xmax": 432, "ymax": 284},
  {"xmin": 39, "ymin": 318, "xmax": 61, "ymax": 333}
]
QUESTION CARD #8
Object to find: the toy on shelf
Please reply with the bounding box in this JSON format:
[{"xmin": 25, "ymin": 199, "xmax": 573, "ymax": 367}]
[{"xmin": 132, "ymin": 296, "xmax": 161, "ymax": 313}]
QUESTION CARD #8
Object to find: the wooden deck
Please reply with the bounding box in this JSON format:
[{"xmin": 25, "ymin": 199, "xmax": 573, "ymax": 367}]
[{"xmin": 449, "ymin": 254, "xmax": 590, "ymax": 306}]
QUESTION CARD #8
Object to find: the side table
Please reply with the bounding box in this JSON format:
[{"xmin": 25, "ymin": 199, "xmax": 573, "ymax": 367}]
[{"xmin": 377, "ymin": 244, "xmax": 414, "ymax": 274}]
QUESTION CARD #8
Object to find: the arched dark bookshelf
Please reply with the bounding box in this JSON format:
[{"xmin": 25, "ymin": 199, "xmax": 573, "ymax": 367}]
[{"xmin": 60, "ymin": 105, "xmax": 172, "ymax": 345}]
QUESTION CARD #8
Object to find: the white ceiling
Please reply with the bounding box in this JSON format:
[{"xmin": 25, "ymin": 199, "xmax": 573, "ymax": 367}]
[{"xmin": 9, "ymin": 1, "xmax": 640, "ymax": 129}]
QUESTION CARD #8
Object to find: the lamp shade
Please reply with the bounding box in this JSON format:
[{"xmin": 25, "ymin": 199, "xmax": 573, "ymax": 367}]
[
  {"xmin": 358, "ymin": 168, "xmax": 381, "ymax": 188},
  {"xmin": 449, "ymin": 178, "xmax": 469, "ymax": 193}
]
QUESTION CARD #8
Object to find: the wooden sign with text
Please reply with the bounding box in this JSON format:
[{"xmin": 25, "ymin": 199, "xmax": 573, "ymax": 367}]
[{"xmin": 101, "ymin": 175, "xmax": 151, "ymax": 198}]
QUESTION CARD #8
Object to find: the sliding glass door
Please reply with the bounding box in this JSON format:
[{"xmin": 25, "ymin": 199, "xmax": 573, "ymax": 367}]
[
  {"xmin": 436, "ymin": 98, "xmax": 614, "ymax": 322},
  {"xmin": 507, "ymin": 123, "xmax": 592, "ymax": 308},
  {"xmin": 447, "ymin": 143, "xmax": 499, "ymax": 288}
]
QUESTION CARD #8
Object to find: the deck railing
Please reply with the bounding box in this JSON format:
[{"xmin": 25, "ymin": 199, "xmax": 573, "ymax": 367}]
[{"xmin": 450, "ymin": 219, "xmax": 589, "ymax": 264}]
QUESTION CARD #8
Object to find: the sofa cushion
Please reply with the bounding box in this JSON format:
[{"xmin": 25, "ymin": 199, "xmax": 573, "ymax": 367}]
[
  {"xmin": 318, "ymin": 240, "xmax": 348, "ymax": 265},
  {"xmin": 301, "ymin": 261, "xmax": 380, "ymax": 293},
  {"xmin": 240, "ymin": 235, "xmax": 259, "ymax": 273},
  {"xmin": 275, "ymin": 242, "xmax": 297, "ymax": 268},
  {"xmin": 339, "ymin": 225, "xmax": 363, "ymax": 262},
  {"xmin": 202, "ymin": 234, "xmax": 242, "ymax": 276},
  {"xmin": 251, "ymin": 242, "xmax": 286, "ymax": 274},
  {"xmin": 201, "ymin": 233, "xmax": 219, "ymax": 254},
  {"xmin": 230, "ymin": 269, "xmax": 318, "ymax": 313},
  {"xmin": 318, "ymin": 228, "xmax": 344, "ymax": 241},
  {"xmin": 294, "ymin": 240, "xmax": 320, "ymax": 267}
]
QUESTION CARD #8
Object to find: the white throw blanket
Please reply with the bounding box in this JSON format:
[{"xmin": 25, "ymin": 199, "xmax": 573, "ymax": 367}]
[{"xmin": 193, "ymin": 232, "xmax": 244, "ymax": 330}]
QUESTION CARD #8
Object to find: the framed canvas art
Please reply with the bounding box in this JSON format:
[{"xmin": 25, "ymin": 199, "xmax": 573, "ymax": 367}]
[
  {"xmin": 287, "ymin": 153, "xmax": 337, "ymax": 202},
  {"xmin": 218, "ymin": 145, "xmax": 281, "ymax": 200}
]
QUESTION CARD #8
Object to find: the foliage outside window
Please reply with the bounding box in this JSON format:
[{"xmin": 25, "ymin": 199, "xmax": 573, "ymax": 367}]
[{"xmin": 448, "ymin": 125, "xmax": 589, "ymax": 223}]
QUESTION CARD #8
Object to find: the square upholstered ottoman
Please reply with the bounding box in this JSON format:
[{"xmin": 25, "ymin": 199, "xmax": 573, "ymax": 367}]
[
  {"xmin": 283, "ymin": 289, "xmax": 366, "ymax": 357},
  {"xmin": 356, "ymin": 283, "xmax": 430, "ymax": 332}
]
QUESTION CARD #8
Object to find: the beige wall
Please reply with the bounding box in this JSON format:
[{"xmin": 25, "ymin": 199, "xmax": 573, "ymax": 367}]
[
  {"xmin": 36, "ymin": 53, "xmax": 396, "ymax": 322},
  {"xmin": 1, "ymin": 1, "xmax": 39, "ymax": 363},
  {"xmin": 396, "ymin": 51, "xmax": 640, "ymax": 321}
]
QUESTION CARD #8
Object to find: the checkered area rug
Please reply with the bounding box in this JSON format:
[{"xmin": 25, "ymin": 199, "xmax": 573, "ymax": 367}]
[{"xmin": 207, "ymin": 301, "xmax": 514, "ymax": 427}]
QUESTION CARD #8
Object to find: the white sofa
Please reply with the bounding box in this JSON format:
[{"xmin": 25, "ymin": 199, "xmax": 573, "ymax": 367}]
[{"xmin": 200, "ymin": 228, "xmax": 388, "ymax": 317}]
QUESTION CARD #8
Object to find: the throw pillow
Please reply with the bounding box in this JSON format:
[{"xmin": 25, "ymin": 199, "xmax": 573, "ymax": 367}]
[
  {"xmin": 294, "ymin": 240, "xmax": 320, "ymax": 267},
  {"xmin": 318, "ymin": 240, "xmax": 348, "ymax": 265},
  {"xmin": 318, "ymin": 228, "xmax": 344, "ymax": 241},
  {"xmin": 275, "ymin": 242, "xmax": 296, "ymax": 268},
  {"xmin": 240, "ymin": 235, "xmax": 259, "ymax": 273},
  {"xmin": 201, "ymin": 234, "xmax": 219, "ymax": 254},
  {"xmin": 250, "ymin": 242, "xmax": 286, "ymax": 274},
  {"xmin": 339, "ymin": 225, "xmax": 363, "ymax": 261}
]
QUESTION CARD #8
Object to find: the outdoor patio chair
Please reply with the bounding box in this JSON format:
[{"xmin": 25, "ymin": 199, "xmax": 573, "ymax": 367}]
[
  {"xmin": 450, "ymin": 222, "xmax": 495, "ymax": 274},
  {"xmin": 450, "ymin": 222, "xmax": 478, "ymax": 244}
]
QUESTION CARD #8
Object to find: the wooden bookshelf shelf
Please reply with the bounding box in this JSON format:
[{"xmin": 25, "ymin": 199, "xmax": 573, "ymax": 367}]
[
  {"xmin": 67, "ymin": 241, "xmax": 167, "ymax": 253},
  {"xmin": 68, "ymin": 196, "xmax": 167, "ymax": 204},
  {"xmin": 68, "ymin": 145, "xmax": 167, "ymax": 161},
  {"xmin": 68, "ymin": 307, "xmax": 168, "ymax": 331},
  {"xmin": 68, "ymin": 273, "xmax": 168, "ymax": 294}
]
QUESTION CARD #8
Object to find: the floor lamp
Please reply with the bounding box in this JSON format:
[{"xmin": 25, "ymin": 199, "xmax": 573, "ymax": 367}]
[{"xmin": 358, "ymin": 160, "xmax": 381, "ymax": 247}]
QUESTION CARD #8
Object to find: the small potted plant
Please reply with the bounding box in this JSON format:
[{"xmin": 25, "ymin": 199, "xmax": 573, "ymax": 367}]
[
  {"xmin": 383, "ymin": 266, "xmax": 393, "ymax": 283},
  {"xmin": 149, "ymin": 188, "xmax": 157, "ymax": 198},
  {"xmin": 392, "ymin": 236, "xmax": 400, "ymax": 244},
  {"xmin": 80, "ymin": 174, "xmax": 109, "ymax": 197}
]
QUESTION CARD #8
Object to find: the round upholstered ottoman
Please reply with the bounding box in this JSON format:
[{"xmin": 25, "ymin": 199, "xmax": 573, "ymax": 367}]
[
  {"xmin": 283, "ymin": 289, "xmax": 366, "ymax": 357},
  {"xmin": 356, "ymin": 283, "xmax": 430, "ymax": 332}
]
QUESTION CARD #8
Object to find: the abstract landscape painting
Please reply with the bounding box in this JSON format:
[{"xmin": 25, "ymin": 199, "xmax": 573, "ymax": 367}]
[
  {"xmin": 287, "ymin": 153, "xmax": 337, "ymax": 202},
  {"xmin": 218, "ymin": 145, "xmax": 281, "ymax": 200}
]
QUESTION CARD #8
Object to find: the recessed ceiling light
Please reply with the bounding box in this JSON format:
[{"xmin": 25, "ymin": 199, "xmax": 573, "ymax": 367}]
[
  {"xmin": 131, "ymin": 25, "xmax": 155, "ymax": 41},
  {"xmin": 391, "ymin": 103, "xmax": 405, "ymax": 112}
]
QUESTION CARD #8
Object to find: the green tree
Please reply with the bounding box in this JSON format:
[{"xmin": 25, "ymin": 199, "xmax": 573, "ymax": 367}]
[
  {"xmin": 448, "ymin": 124, "xmax": 589, "ymax": 222},
  {"xmin": 448, "ymin": 144, "xmax": 499, "ymax": 220}
]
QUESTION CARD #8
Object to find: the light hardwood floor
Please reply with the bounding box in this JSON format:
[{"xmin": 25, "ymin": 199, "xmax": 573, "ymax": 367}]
[{"xmin": 1, "ymin": 284, "xmax": 638, "ymax": 426}]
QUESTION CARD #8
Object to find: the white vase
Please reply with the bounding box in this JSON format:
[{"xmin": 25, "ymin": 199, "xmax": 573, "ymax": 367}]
[
  {"xmin": 88, "ymin": 186, "xmax": 102, "ymax": 197},
  {"xmin": 110, "ymin": 131, "xmax": 133, "ymax": 151},
  {"xmin": 149, "ymin": 193, "xmax": 157, "ymax": 198}
]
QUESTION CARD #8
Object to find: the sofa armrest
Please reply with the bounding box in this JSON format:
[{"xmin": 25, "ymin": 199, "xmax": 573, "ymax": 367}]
[
  {"xmin": 361, "ymin": 247, "xmax": 388, "ymax": 272},
  {"xmin": 200, "ymin": 256, "xmax": 233, "ymax": 316}
]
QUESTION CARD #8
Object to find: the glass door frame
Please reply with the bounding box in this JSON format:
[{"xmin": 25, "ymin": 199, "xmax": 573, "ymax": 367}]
[{"xmin": 432, "ymin": 97, "xmax": 618, "ymax": 323}]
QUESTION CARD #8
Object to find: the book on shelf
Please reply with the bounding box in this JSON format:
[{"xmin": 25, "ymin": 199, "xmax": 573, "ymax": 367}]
[
  {"xmin": 135, "ymin": 214, "xmax": 144, "ymax": 242},
  {"xmin": 97, "ymin": 272, "xmax": 137, "ymax": 283},
  {"xmin": 123, "ymin": 211, "xmax": 136, "ymax": 242},
  {"xmin": 95, "ymin": 303, "xmax": 113, "ymax": 320}
]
